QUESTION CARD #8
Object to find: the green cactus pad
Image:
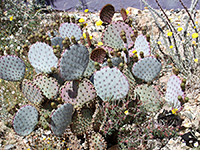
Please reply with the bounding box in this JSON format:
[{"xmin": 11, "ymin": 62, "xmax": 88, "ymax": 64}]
[
  {"xmin": 28, "ymin": 42, "xmax": 58, "ymax": 73},
  {"xmin": 83, "ymin": 59, "xmax": 95, "ymax": 78},
  {"xmin": 0, "ymin": 55, "xmax": 26, "ymax": 81},
  {"xmin": 94, "ymin": 66, "xmax": 129, "ymax": 101},
  {"xmin": 134, "ymin": 84, "xmax": 163, "ymax": 112},
  {"xmin": 134, "ymin": 34, "xmax": 151, "ymax": 57},
  {"xmin": 21, "ymin": 79, "xmax": 44, "ymax": 105},
  {"xmin": 90, "ymin": 48, "xmax": 107, "ymax": 64},
  {"xmin": 165, "ymin": 75, "xmax": 184, "ymax": 108},
  {"xmin": 50, "ymin": 103, "xmax": 73, "ymax": 136},
  {"xmin": 89, "ymin": 131, "xmax": 107, "ymax": 150},
  {"xmin": 71, "ymin": 108, "xmax": 93, "ymax": 135},
  {"xmin": 13, "ymin": 105, "xmax": 38, "ymax": 136},
  {"xmin": 132, "ymin": 56, "xmax": 162, "ymax": 82},
  {"xmin": 102, "ymin": 21, "xmax": 134, "ymax": 49},
  {"xmin": 59, "ymin": 23, "xmax": 82, "ymax": 41},
  {"xmin": 103, "ymin": 57, "xmax": 123, "ymax": 67},
  {"xmin": 59, "ymin": 44, "xmax": 89, "ymax": 81},
  {"xmin": 100, "ymin": 4, "xmax": 115, "ymax": 23},
  {"xmin": 51, "ymin": 37, "xmax": 64, "ymax": 50},
  {"xmin": 33, "ymin": 74, "xmax": 59, "ymax": 99},
  {"xmin": 60, "ymin": 79, "xmax": 96, "ymax": 107}
]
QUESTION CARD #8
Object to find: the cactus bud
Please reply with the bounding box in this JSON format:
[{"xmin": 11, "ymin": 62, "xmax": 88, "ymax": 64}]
[{"xmin": 139, "ymin": 51, "xmax": 144, "ymax": 58}]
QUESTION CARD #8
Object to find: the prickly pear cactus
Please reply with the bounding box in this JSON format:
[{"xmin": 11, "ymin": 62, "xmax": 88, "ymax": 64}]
[
  {"xmin": 0, "ymin": 55, "xmax": 26, "ymax": 81},
  {"xmin": 59, "ymin": 23, "xmax": 82, "ymax": 41},
  {"xmin": 83, "ymin": 59, "xmax": 95, "ymax": 78},
  {"xmin": 59, "ymin": 44, "xmax": 89, "ymax": 81},
  {"xmin": 50, "ymin": 103, "xmax": 73, "ymax": 136},
  {"xmin": 134, "ymin": 34, "xmax": 151, "ymax": 57},
  {"xmin": 102, "ymin": 22, "xmax": 134, "ymax": 49},
  {"xmin": 103, "ymin": 57, "xmax": 123, "ymax": 67},
  {"xmin": 100, "ymin": 4, "xmax": 115, "ymax": 23},
  {"xmin": 94, "ymin": 66, "xmax": 129, "ymax": 101},
  {"xmin": 165, "ymin": 75, "xmax": 184, "ymax": 108},
  {"xmin": 60, "ymin": 79, "xmax": 96, "ymax": 107},
  {"xmin": 28, "ymin": 42, "xmax": 58, "ymax": 73},
  {"xmin": 134, "ymin": 84, "xmax": 163, "ymax": 112},
  {"xmin": 88, "ymin": 131, "xmax": 107, "ymax": 150},
  {"xmin": 13, "ymin": 105, "xmax": 38, "ymax": 136},
  {"xmin": 132, "ymin": 56, "xmax": 162, "ymax": 82},
  {"xmin": 71, "ymin": 108, "xmax": 93, "ymax": 135},
  {"xmin": 120, "ymin": 8, "xmax": 128, "ymax": 21},
  {"xmin": 51, "ymin": 37, "xmax": 64, "ymax": 50},
  {"xmin": 90, "ymin": 48, "xmax": 107, "ymax": 64},
  {"xmin": 21, "ymin": 79, "xmax": 44, "ymax": 105},
  {"xmin": 33, "ymin": 74, "xmax": 59, "ymax": 99}
]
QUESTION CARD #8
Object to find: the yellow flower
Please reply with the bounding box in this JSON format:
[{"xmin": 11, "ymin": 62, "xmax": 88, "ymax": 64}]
[
  {"xmin": 195, "ymin": 21, "xmax": 198, "ymax": 24},
  {"xmin": 84, "ymin": 9, "xmax": 89, "ymax": 13},
  {"xmin": 193, "ymin": 26, "xmax": 196, "ymax": 29},
  {"xmin": 169, "ymin": 45, "xmax": 173, "ymax": 49},
  {"xmin": 178, "ymin": 16, "xmax": 181, "ymax": 19},
  {"xmin": 144, "ymin": 7, "xmax": 148, "ymax": 9},
  {"xmin": 124, "ymin": 110, "xmax": 129, "ymax": 115},
  {"xmin": 47, "ymin": 137, "xmax": 50, "ymax": 140},
  {"xmin": 157, "ymin": 41, "xmax": 161, "ymax": 45},
  {"xmin": 47, "ymin": 141, "xmax": 50, "ymax": 144},
  {"xmin": 9, "ymin": 16, "xmax": 13, "ymax": 21},
  {"xmin": 192, "ymin": 40, "xmax": 196, "ymax": 46},
  {"xmin": 177, "ymin": 27, "xmax": 183, "ymax": 32},
  {"xmin": 167, "ymin": 32, "xmax": 173, "ymax": 37},
  {"xmin": 27, "ymin": 149, "xmax": 30, "ymax": 150},
  {"xmin": 192, "ymin": 33, "xmax": 199, "ymax": 39},
  {"xmin": 43, "ymin": 137, "xmax": 46, "ymax": 140},
  {"xmin": 96, "ymin": 20, "xmax": 103, "ymax": 26},
  {"xmin": 177, "ymin": 23, "xmax": 180, "ymax": 26},
  {"xmin": 194, "ymin": 58, "xmax": 198, "ymax": 63},
  {"xmin": 98, "ymin": 42, "xmax": 103, "ymax": 46},
  {"xmin": 26, "ymin": 68, "xmax": 28, "ymax": 71},
  {"xmin": 83, "ymin": 33, "xmax": 86, "ymax": 39},
  {"xmin": 132, "ymin": 50, "xmax": 137, "ymax": 54},
  {"xmin": 89, "ymin": 36, "xmax": 92, "ymax": 40},
  {"xmin": 126, "ymin": 9, "xmax": 129, "ymax": 15},
  {"xmin": 187, "ymin": 33, "xmax": 190, "ymax": 36},
  {"xmin": 84, "ymin": 23, "xmax": 88, "ymax": 26},
  {"xmin": 79, "ymin": 18, "xmax": 85, "ymax": 23},
  {"xmin": 171, "ymin": 108, "xmax": 178, "ymax": 115},
  {"xmin": 67, "ymin": 148, "xmax": 70, "ymax": 150}
]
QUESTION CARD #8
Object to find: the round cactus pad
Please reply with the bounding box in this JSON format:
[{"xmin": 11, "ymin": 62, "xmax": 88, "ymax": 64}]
[
  {"xmin": 60, "ymin": 79, "xmax": 96, "ymax": 106},
  {"xmin": 50, "ymin": 103, "xmax": 73, "ymax": 136},
  {"xmin": 90, "ymin": 48, "xmax": 107, "ymax": 63},
  {"xmin": 59, "ymin": 23, "xmax": 82, "ymax": 41},
  {"xmin": 33, "ymin": 75, "xmax": 59, "ymax": 99},
  {"xmin": 132, "ymin": 56, "xmax": 162, "ymax": 82},
  {"xmin": 134, "ymin": 34, "xmax": 151, "ymax": 57},
  {"xmin": 13, "ymin": 105, "xmax": 38, "ymax": 136},
  {"xmin": 28, "ymin": 42, "xmax": 58, "ymax": 73},
  {"xmin": 165, "ymin": 75, "xmax": 184, "ymax": 108},
  {"xmin": 100, "ymin": 4, "xmax": 115, "ymax": 23},
  {"xmin": 134, "ymin": 84, "xmax": 162, "ymax": 112},
  {"xmin": 94, "ymin": 67, "xmax": 129, "ymax": 101},
  {"xmin": 59, "ymin": 44, "xmax": 89, "ymax": 81},
  {"xmin": 0, "ymin": 55, "xmax": 26, "ymax": 81},
  {"xmin": 102, "ymin": 22, "xmax": 134, "ymax": 49},
  {"xmin": 22, "ymin": 79, "xmax": 43, "ymax": 105}
]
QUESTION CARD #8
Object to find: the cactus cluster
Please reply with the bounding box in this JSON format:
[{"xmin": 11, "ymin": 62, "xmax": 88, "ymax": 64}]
[{"xmin": 0, "ymin": 3, "xmax": 193, "ymax": 149}]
